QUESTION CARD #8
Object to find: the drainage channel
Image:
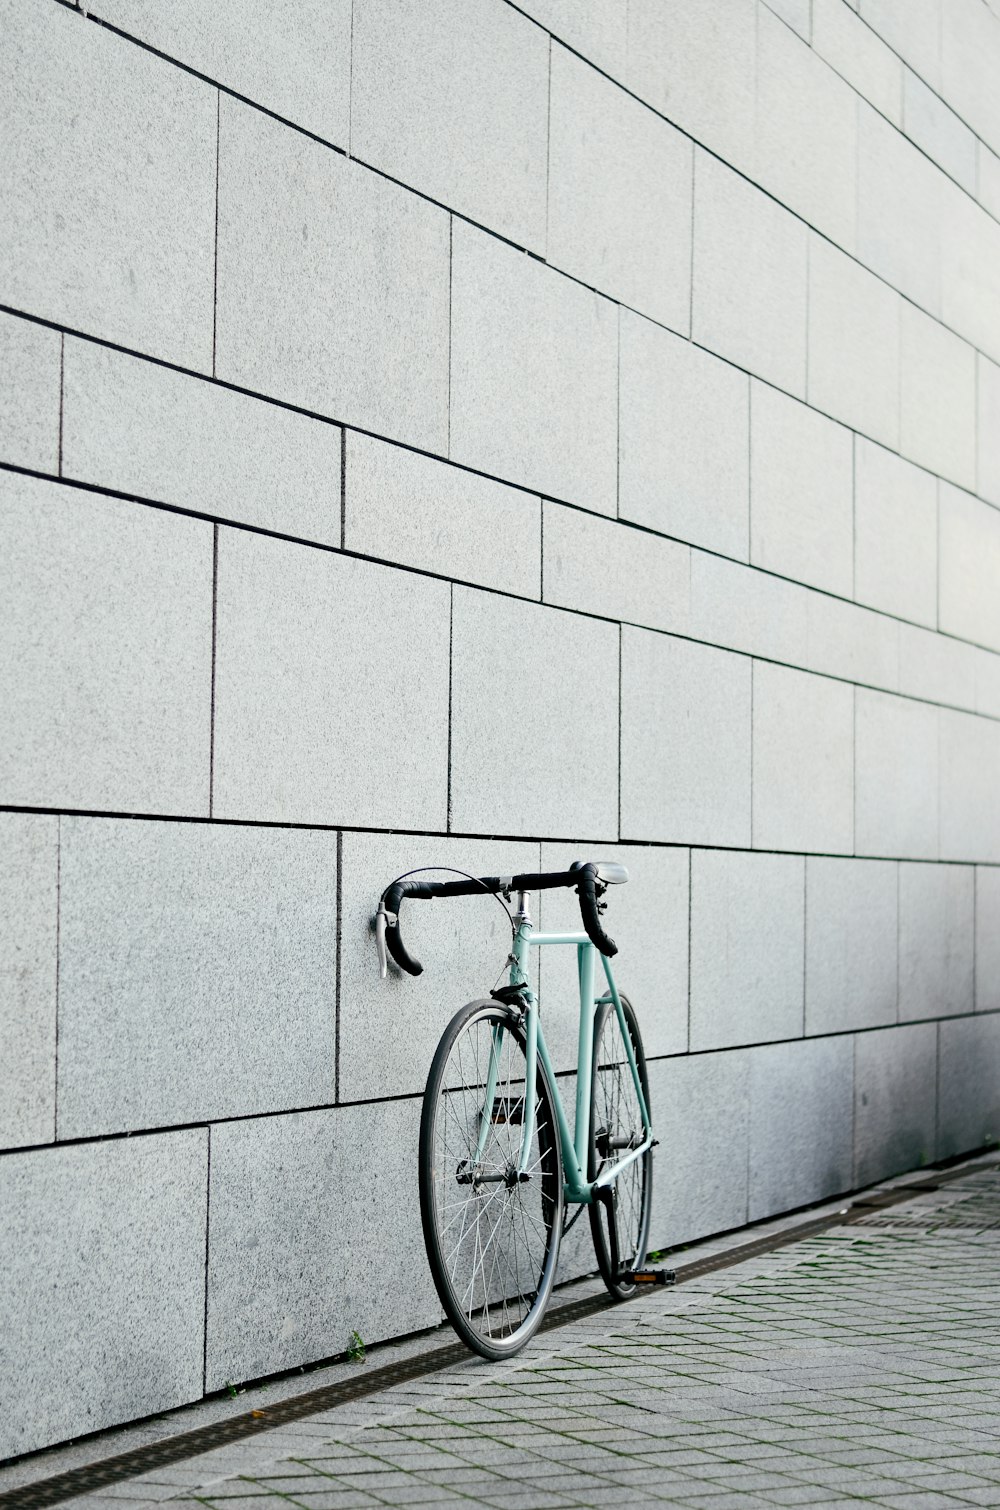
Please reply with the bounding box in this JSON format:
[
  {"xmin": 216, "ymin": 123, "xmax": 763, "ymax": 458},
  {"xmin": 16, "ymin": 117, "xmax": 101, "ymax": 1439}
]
[{"xmin": 3, "ymin": 1157, "xmax": 995, "ymax": 1510}]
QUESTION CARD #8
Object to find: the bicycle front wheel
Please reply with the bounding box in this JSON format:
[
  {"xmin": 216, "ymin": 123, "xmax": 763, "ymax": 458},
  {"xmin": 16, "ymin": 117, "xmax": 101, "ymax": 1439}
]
[
  {"xmin": 588, "ymin": 994, "xmax": 653, "ymax": 1299},
  {"xmin": 419, "ymin": 999, "xmax": 564, "ymax": 1360}
]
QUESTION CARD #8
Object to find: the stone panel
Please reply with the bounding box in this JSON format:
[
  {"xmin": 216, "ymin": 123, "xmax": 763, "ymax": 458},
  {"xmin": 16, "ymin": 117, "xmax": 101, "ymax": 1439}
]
[
  {"xmin": 898, "ymin": 862, "xmax": 975, "ymax": 1022},
  {"xmin": 899, "ymin": 304, "xmax": 976, "ymax": 491},
  {"xmin": 216, "ymin": 98, "xmax": 450, "ymax": 453},
  {"xmin": 618, "ymin": 311, "xmax": 749, "ymax": 560},
  {"xmin": 748, "ymin": 1036, "xmax": 855, "ymax": 1220},
  {"xmin": 63, "ymin": 340, "xmax": 342, "ymax": 545},
  {"xmin": 213, "ymin": 530, "xmax": 450, "ymax": 828},
  {"xmin": 805, "ymin": 857, "xmax": 898, "ymax": 1035},
  {"xmin": 92, "ymin": 0, "xmax": 352, "ymax": 146},
  {"xmin": 752, "ymin": 662, "xmax": 854, "ymax": 855},
  {"xmin": 0, "ymin": 312, "xmax": 60, "ymax": 473},
  {"xmin": 976, "ymin": 867, "xmax": 1000, "ymax": 1014},
  {"xmin": 855, "ymin": 689, "xmax": 939, "ymax": 860},
  {"xmin": 205, "ymin": 1103, "xmax": 439, "ymax": 1389},
  {"xmin": 57, "ymin": 820, "xmax": 337, "ymax": 1136},
  {"xmin": 689, "ymin": 850, "xmax": 805, "ymax": 1052},
  {"xmin": 647, "ymin": 1051, "xmax": 750, "ymax": 1250},
  {"xmin": 450, "ymin": 220, "xmax": 618, "ymax": 514},
  {"xmin": 548, "ymin": 44, "xmax": 692, "ymax": 331},
  {"xmin": 749, "ymin": 382, "xmax": 854, "ymax": 598},
  {"xmin": 808, "ymin": 234, "xmax": 900, "ymax": 450},
  {"xmin": 541, "ymin": 502, "xmax": 690, "ymax": 637},
  {"xmin": 0, "ymin": 0, "xmax": 215, "ymax": 369},
  {"xmin": 692, "ymin": 150, "xmax": 808, "ymax": 398},
  {"xmin": 351, "ymin": 0, "xmax": 547, "ymax": 252},
  {"xmin": 0, "ymin": 814, "xmax": 57, "ymax": 1149},
  {"xmin": 854, "ymin": 438, "xmax": 937, "ymax": 628},
  {"xmin": 344, "ymin": 432, "xmax": 541, "ymax": 599},
  {"xmin": 938, "ymin": 1012, "xmax": 1000, "ymax": 1158},
  {"xmin": 939, "ymin": 481, "xmax": 1000, "ymax": 654},
  {"xmin": 939, "ymin": 708, "xmax": 1000, "ymax": 864},
  {"xmin": 449, "ymin": 589, "xmax": 619, "ymax": 841},
  {"xmin": 621, "ymin": 630, "xmax": 752, "ymax": 848},
  {"xmin": 0, "ymin": 1131, "xmax": 207, "ymax": 1460},
  {"xmin": 0, "ymin": 473, "xmax": 212, "ymax": 814},
  {"xmin": 854, "ymin": 1022, "xmax": 938, "ymax": 1186}
]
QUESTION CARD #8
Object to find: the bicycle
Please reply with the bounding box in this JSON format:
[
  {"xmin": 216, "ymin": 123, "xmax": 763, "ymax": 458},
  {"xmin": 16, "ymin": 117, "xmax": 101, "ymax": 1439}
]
[{"xmin": 374, "ymin": 860, "xmax": 668, "ymax": 1361}]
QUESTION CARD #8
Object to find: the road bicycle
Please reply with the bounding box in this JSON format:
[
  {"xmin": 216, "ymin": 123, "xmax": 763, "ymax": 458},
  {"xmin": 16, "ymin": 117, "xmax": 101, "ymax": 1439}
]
[{"xmin": 374, "ymin": 860, "xmax": 666, "ymax": 1360}]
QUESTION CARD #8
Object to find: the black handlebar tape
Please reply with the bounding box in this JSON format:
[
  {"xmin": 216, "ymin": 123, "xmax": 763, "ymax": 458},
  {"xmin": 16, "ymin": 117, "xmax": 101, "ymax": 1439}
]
[
  {"xmin": 572, "ymin": 862, "xmax": 618, "ymax": 957},
  {"xmin": 385, "ymin": 920, "xmax": 423, "ymax": 976}
]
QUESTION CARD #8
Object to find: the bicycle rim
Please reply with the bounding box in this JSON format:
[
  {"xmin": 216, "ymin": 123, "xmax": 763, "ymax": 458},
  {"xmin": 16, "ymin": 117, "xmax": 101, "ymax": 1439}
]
[
  {"xmin": 419, "ymin": 1000, "xmax": 564, "ymax": 1360},
  {"xmin": 588, "ymin": 994, "xmax": 653, "ymax": 1299}
]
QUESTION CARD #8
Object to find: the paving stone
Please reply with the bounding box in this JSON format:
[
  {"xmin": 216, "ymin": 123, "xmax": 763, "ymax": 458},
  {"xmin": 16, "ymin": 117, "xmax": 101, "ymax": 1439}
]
[
  {"xmin": 449, "ymin": 588, "xmax": 619, "ymax": 841},
  {"xmin": 449, "ymin": 220, "xmax": 618, "ymax": 515},
  {"xmin": 898, "ymin": 862, "xmax": 974, "ymax": 1022},
  {"xmin": 937, "ymin": 1014, "xmax": 1000, "ymax": 1157},
  {"xmin": 620, "ymin": 629, "xmax": 752, "ymax": 848},
  {"xmin": 344, "ymin": 433, "xmax": 540, "ymax": 599},
  {"xmin": 212, "ymin": 529, "xmax": 450, "ymax": 829},
  {"xmin": 807, "ymin": 234, "xmax": 900, "ymax": 451},
  {"xmin": 689, "ymin": 849, "xmax": 805, "ymax": 1052},
  {"xmin": 751, "ymin": 661, "xmax": 854, "ymax": 855},
  {"xmin": 0, "ymin": 813, "xmax": 57, "ymax": 1150},
  {"xmin": 0, "ymin": 472, "xmax": 213, "ymax": 814},
  {"xmin": 692, "ymin": 150, "xmax": 808, "ymax": 398},
  {"xmin": 351, "ymin": 0, "xmax": 547, "ymax": 252},
  {"xmin": 56, "ymin": 818, "xmax": 337, "ymax": 1137},
  {"xmin": 548, "ymin": 44, "xmax": 692, "ymax": 331},
  {"xmin": 62, "ymin": 341, "xmax": 342, "ymax": 545},
  {"xmin": 0, "ymin": 1130, "xmax": 207, "ymax": 1460},
  {"xmin": 755, "ymin": 6, "xmax": 857, "ymax": 252},
  {"xmin": 855, "ymin": 689, "xmax": 940, "ymax": 861},
  {"xmin": 854, "ymin": 1022, "xmax": 938, "ymax": 1186},
  {"xmin": 0, "ymin": 310, "xmax": 60, "ymax": 472},
  {"xmin": 618, "ymin": 311, "xmax": 749, "ymax": 560},
  {"xmin": 91, "ymin": 0, "xmax": 351, "ymax": 146},
  {"xmin": 338, "ymin": 831, "xmax": 540, "ymax": 1099},
  {"xmin": 216, "ymin": 98, "xmax": 450, "ymax": 454},
  {"xmin": 749, "ymin": 381, "xmax": 854, "ymax": 599},
  {"xmin": 0, "ymin": 0, "xmax": 215, "ymax": 369},
  {"xmin": 536, "ymin": 841, "xmax": 689, "ymax": 1069},
  {"xmin": 206, "ymin": 1102, "xmax": 439, "ymax": 1391},
  {"xmin": 854, "ymin": 439, "xmax": 938, "ymax": 629},
  {"xmin": 541, "ymin": 502, "xmax": 690, "ymax": 636},
  {"xmin": 748, "ymin": 1036, "xmax": 854, "ymax": 1219},
  {"xmin": 805, "ymin": 857, "xmax": 898, "ymax": 1036}
]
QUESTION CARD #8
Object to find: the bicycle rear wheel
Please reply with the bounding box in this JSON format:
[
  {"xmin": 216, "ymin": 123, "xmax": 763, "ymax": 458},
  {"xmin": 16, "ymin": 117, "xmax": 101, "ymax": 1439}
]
[
  {"xmin": 419, "ymin": 999, "xmax": 564, "ymax": 1360},
  {"xmin": 588, "ymin": 994, "xmax": 653, "ymax": 1299}
]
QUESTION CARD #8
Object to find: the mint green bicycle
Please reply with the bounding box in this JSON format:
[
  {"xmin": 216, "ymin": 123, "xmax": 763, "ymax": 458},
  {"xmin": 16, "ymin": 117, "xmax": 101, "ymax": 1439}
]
[{"xmin": 375, "ymin": 861, "xmax": 661, "ymax": 1360}]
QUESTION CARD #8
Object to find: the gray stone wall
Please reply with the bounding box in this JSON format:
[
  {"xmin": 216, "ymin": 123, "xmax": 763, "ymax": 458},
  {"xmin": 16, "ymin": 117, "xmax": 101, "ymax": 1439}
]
[{"xmin": 2, "ymin": 0, "xmax": 1000, "ymax": 1461}]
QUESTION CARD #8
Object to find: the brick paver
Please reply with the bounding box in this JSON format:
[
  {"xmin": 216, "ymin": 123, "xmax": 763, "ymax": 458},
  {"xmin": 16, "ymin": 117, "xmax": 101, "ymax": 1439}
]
[{"xmin": 68, "ymin": 1166, "xmax": 1000, "ymax": 1509}]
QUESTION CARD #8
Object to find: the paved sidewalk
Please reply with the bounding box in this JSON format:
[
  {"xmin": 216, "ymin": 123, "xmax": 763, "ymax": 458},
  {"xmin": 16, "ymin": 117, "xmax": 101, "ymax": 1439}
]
[{"xmin": 43, "ymin": 1163, "xmax": 1000, "ymax": 1508}]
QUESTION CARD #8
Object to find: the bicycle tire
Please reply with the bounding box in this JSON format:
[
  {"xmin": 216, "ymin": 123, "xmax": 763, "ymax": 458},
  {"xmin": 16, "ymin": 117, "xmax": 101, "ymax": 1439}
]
[
  {"xmin": 419, "ymin": 999, "xmax": 564, "ymax": 1360},
  {"xmin": 587, "ymin": 994, "xmax": 653, "ymax": 1300}
]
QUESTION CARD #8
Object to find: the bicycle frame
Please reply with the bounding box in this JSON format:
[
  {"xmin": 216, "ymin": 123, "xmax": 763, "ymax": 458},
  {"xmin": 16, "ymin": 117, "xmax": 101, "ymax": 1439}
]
[{"xmin": 473, "ymin": 891, "xmax": 653, "ymax": 1205}]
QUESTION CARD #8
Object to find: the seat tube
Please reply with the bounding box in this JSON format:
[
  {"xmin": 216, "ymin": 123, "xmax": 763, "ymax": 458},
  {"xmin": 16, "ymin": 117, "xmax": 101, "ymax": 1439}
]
[{"xmin": 573, "ymin": 941, "xmax": 596, "ymax": 1171}]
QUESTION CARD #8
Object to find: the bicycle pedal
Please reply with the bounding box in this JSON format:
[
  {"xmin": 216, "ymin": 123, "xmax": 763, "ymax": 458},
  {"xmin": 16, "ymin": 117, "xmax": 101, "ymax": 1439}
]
[{"xmin": 620, "ymin": 1268, "xmax": 676, "ymax": 1286}]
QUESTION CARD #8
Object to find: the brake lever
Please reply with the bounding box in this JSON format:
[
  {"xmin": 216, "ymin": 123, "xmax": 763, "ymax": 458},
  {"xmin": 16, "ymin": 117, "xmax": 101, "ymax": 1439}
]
[{"xmin": 374, "ymin": 904, "xmax": 390, "ymax": 979}]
